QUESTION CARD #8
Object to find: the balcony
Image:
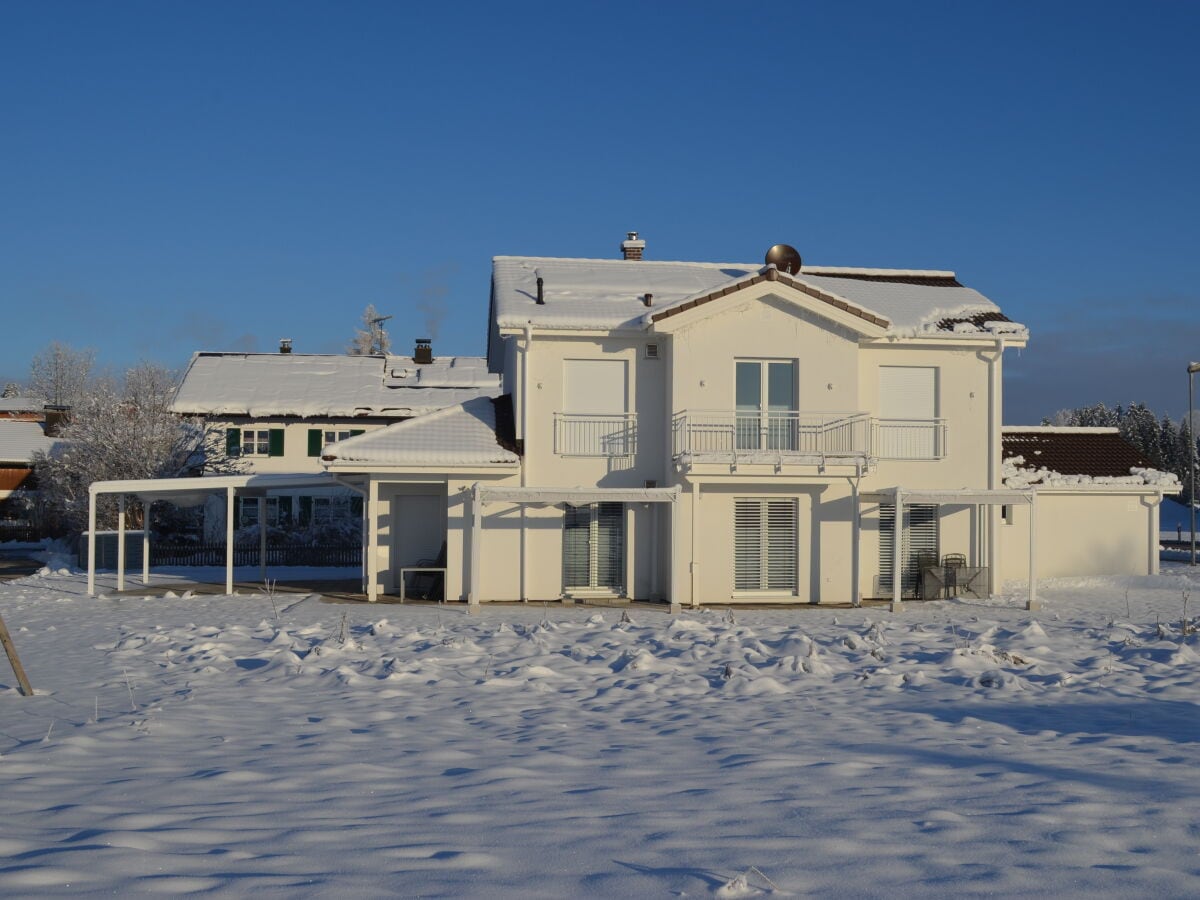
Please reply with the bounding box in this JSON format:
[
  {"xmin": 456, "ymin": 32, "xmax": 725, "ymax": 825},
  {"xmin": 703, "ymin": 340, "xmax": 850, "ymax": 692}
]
[
  {"xmin": 554, "ymin": 413, "xmax": 638, "ymax": 457},
  {"xmin": 671, "ymin": 410, "xmax": 947, "ymax": 468}
]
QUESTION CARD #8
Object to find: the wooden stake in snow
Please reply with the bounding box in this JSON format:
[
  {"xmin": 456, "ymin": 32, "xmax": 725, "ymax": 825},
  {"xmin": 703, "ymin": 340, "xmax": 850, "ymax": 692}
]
[{"xmin": 0, "ymin": 613, "xmax": 33, "ymax": 696}]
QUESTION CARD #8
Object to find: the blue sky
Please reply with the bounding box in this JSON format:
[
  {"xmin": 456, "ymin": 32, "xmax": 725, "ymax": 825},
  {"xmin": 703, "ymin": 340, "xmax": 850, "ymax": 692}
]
[{"xmin": 2, "ymin": 1, "xmax": 1197, "ymax": 423}]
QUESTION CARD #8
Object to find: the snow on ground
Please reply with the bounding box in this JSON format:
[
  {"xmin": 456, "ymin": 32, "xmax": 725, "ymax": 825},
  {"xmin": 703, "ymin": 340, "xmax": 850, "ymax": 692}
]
[{"xmin": 3, "ymin": 567, "xmax": 1200, "ymax": 897}]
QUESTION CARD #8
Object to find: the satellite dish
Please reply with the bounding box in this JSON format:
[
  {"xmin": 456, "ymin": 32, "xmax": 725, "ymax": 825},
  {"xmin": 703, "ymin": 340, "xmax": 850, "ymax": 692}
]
[{"xmin": 765, "ymin": 244, "xmax": 802, "ymax": 275}]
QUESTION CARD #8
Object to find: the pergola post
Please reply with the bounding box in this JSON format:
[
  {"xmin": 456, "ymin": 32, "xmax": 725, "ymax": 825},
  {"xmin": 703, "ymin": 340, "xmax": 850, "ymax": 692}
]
[
  {"xmin": 668, "ymin": 496, "xmax": 680, "ymax": 613},
  {"xmin": 258, "ymin": 496, "xmax": 268, "ymax": 583},
  {"xmin": 468, "ymin": 484, "xmax": 482, "ymax": 612},
  {"xmin": 116, "ymin": 494, "xmax": 126, "ymax": 592},
  {"xmin": 367, "ymin": 477, "xmax": 379, "ymax": 601},
  {"xmin": 142, "ymin": 499, "xmax": 151, "ymax": 585},
  {"xmin": 87, "ymin": 490, "xmax": 97, "ymax": 596},
  {"xmin": 225, "ymin": 486, "xmax": 235, "ymax": 595},
  {"xmin": 1027, "ymin": 491, "xmax": 1040, "ymax": 611},
  {"xmin": 891, "ymin": 490, "xmax": 904, "ymax": 612},
  {"xmin": 850, "ymin": 479, "xmax": 861, "ymax": 606}
]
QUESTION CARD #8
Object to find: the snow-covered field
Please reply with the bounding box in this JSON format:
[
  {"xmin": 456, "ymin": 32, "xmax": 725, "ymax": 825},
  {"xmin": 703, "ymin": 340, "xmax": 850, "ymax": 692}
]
[{"xmin": 3, "ymin": 565, "xmax": 1200, "ymax": 897}]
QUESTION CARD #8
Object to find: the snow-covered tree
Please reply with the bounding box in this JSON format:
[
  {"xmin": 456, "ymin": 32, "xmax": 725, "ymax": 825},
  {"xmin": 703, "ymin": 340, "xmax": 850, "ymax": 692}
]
[
  {"xmin": 30, "ymin": 362, "xmax": 228, "ymax": 534},
  {"xmin": 27, "ymin": 342, "xmax": 96, "ymax": 408},
  {"xmin": 2, "ymin": 382, "xmax": 19, "ymax": 398},
  {"xmin": 348, "ymin": 304, "xmax": 392, "ymax": 356}
]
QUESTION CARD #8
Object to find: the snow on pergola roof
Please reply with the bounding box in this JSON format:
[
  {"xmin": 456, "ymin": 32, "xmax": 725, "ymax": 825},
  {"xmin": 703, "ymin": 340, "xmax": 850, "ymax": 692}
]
[
  {"xmin": 492, "ymin": 256, "xmax": 1017, "ymax": 336},
  {"xmin": 170, "ymin": 352, "xmax": 500, "ymax": 419},
  {"xmin": 321, "ymin": 396, "xmax": 520, "ymax": 469}
]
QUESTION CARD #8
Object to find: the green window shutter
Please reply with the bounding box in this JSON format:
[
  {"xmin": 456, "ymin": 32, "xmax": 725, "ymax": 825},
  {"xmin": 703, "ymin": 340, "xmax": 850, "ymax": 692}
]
[
  {"xmin": 299, "ymin": 496, "xmax": 313, "ymax": 526},
  {"xmin": 226, "ymin": 428, "xmax": 241, "ymax": 457},
  {"xmin": 307, "ymin": 429, "xmax": 323, "ymax": 457},
  {"xmin": 350, "ymin": 429, "xmax": 365, "ymax": 437},
  {"xmin": 268, "ymin": 428, "xmax": 285, "ymax": 457}
]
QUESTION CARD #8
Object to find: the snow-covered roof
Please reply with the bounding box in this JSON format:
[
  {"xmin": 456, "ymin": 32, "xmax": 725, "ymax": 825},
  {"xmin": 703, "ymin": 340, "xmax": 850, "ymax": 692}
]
[
  {"xmin": 492, "ymin": 256, "xmax": 1017, "ymax": 337},
  {"xmin": 0, "ymin": 420, "xmax": 62, "ymax": 463},
  {"xmin": 0, "ymin": 396, "xmax": 46, "ymax": 414},
  {"xmin": 1001, "ymin": 428, "xmax": 1180, "ymax": 491},
  {"xmin": 321, "ymin": 396, "xmax": 520, "ymax": 468},
  {"xmin": 171, "ymin": 352, "xmax": 500, "ymax": 419}
]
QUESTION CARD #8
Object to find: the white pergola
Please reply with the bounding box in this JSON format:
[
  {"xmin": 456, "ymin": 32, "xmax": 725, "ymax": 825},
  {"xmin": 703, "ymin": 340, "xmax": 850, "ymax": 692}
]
[
  {"xmin": 86, "ymin": 473, "xmax": 346, "ymax": 596},
  {"xmin": 869, "ymin": 486, "xmax": 1039, "ymax": 611}
]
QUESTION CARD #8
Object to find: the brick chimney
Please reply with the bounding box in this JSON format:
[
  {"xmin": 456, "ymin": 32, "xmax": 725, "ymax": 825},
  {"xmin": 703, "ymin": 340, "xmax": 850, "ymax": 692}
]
[
  {"xmin": 44, "ymin": 404, "xmax": 71, "ymax": 437},
  {"xmin": 621, "ymin": 231, "xmax": 645, "ymax": 260}
]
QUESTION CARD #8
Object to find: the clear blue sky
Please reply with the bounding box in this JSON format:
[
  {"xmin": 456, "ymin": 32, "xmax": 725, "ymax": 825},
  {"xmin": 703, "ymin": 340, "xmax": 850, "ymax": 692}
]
[{"xmin": 2, "ymin": 1, "xmax": 1196, "ymax": 424}]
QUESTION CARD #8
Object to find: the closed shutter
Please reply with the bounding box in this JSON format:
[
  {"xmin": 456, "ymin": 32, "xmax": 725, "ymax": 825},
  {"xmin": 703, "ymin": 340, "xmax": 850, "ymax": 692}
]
[
  {"xmin": 879, "ymin": 503, "xmax": 939, "ymax": 596},
  {"xmin": 735, "ymin": 499, "xmax": 797, "ymax": 592},
  {"xmin": 268, "ymin": 429, "xmax": 285, "ymax": 457},
  {"xmin": 226, "ymin": 428, "xmax": 241, "ymax": 457},
  {"xmin": 562, "ymin": 505, "xmax": 592, "ymax": 589},
  {"xmin": 593, "ymin": 503, "xmax": 624, "ymax": 590},
  {"xmin": 350, "ymin": 429, "xmax": 365, "ymax": 437},
  {"xmin": 307, "ymin": 430, "xmax": 322, "ymax": 457},
  {"xmin": 878, "ymin": 367, "xmax": 937, "ymax": 457}
]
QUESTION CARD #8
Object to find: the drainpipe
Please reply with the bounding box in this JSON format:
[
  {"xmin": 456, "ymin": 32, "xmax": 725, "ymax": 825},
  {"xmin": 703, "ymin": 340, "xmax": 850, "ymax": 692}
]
[
  {"xmin": 521, "ymin": 322, "xmax": 533, "ymax": 602},
  {"xmin": 987, "ymin": 337, "xmax": 1005, "ymax": 594}
]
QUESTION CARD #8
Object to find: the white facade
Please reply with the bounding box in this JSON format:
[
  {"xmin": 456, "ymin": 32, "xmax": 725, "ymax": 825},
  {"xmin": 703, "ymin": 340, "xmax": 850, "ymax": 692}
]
[{"xmin": 327, "ymin": 250, "xmax": 1167, "ymax": 607}]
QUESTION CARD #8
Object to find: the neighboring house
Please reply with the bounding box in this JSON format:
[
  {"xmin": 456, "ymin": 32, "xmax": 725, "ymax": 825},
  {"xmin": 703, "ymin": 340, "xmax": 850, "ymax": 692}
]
[
  {"xmin": 0, "ymin": 396, "xmax": 47, "ymax": 421},
  {"xmin": 170, "ymin": 343, "xmax": 500, "ymax": 531},
  {"xmin": 0, "ymin": 419, "xmax": 63, "ymax": 527},
  {"xmin": 319, "ymin": 234, "xmax": 1168, "ymax": 608},
  {"xmin": 996, "ymin": 427, "xmax": 1177, "ymax": 580}
]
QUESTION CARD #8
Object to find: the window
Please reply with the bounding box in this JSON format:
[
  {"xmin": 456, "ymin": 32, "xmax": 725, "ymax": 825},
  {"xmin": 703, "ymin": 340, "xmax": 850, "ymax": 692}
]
[
  {"xmin": 735, "ymin": 360, "xmax": 797, "ymax": 450},
  {"xmin": 734, "ymin": 499, "xmax": 797, "ymax": 592},
  {"xmin": 563, "ymin": 502, "xmax": 624, "ymax": 593},
  {"xmin": 236, "ymin": 496, "xmax": 292, "ymax": 528},
  {"xmin": 878, "ymin": 503, "xmax": 939, "ymax": 596},
  {"xmin": 324, "ymin": 430, "xmax": 352, "ymax": 444},
  {"xmin": 241, "ymin": 429, "xmax": 272, "ymax": 456}
]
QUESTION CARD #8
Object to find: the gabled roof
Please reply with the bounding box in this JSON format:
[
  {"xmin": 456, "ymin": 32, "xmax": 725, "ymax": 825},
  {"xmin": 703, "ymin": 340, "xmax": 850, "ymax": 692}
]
[
  {"xmin": 492, "ymin": 255, "xmax": 1016, "ymax": 337},
  {"xmin": 171, "ymin": 352, "xmax": 500, "ymax": 419},
  {"xmin": 1001, "ymin": 427, "xmax": 1153, "ymax": 478},
  {"xmin": 321, "ymin": 396, "xmax": 520, "ymax": 468},
  {"xmin": 0, "ymin": 396, "xmax": 46, "ymax": 415},
  {"xmin": 0, "ymin": 420, "xmax": 62, "ymax": 464}
]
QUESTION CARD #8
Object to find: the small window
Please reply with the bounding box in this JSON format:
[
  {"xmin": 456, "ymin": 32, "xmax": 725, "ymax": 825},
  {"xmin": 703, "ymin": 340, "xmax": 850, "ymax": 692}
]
[
  {"xmin": 324, "ymin": 430, "xmax": 352, "ymax": 444},
  {"xmin": 241, "ymin": 429, "xmax": 272, "ymax": 456}
]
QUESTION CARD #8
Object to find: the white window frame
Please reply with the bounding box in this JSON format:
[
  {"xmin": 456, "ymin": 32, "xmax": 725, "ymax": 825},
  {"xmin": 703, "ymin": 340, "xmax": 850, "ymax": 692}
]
[
  {"xmin": 324, "ymin": 430, "xmax": 352, "ymax": 444},
  {"xmin": 241, "ymin": 429, "xmax": 272, "ymax": 456}
]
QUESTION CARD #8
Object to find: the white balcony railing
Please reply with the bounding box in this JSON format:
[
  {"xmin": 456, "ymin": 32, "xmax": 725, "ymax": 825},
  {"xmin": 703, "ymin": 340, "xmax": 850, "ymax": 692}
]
[
  {"xmin": 872, "ymin": 418, "xmax": 947, "ymax": 459},
  {"xmin": 672, "ymin": 410, "xmax": 873, "ymax": 459},
  {"xmin": 554, "ymin": 413, "xmax": 638, "ymax": 457}
]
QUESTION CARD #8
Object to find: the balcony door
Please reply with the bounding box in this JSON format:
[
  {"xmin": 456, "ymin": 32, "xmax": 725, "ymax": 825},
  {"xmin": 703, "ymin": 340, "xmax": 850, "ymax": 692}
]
[
  {"xmin": 736, "ymin": 360, "xmax": 796, "ymax": 450},
  {"xmin": 563, "ymin": 502, "xmax": 624, "ymax": 594}
]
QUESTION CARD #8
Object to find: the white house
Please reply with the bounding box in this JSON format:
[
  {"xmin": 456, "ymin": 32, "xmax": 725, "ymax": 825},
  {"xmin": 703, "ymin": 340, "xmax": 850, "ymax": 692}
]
[
  {"xmin": 88, "ymin": 236, "xmax": 1178, "ymax": 605},
  {"xmin": 318, "ymin": 235, "xmax": 1170, "ymax": 609}
]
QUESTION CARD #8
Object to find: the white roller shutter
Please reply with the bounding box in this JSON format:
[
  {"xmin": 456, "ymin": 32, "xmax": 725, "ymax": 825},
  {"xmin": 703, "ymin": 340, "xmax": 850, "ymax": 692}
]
[
  {"xmin": 735, "ymin": 499, "xmax": 797, "ymax": 592},
  {"xmin": 878, "ymin": 503, "xmax": 939, "ymax": 597}
]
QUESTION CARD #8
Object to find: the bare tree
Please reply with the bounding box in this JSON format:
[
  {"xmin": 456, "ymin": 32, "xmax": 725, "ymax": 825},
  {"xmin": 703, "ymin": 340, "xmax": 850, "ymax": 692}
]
[
  {"xmin": 348, "ymin": 304, "xmax": 392, "ymax": 356},
  {"xmin": 30, "ymin": 362, "xmax": 232, "ymax": 534},
  {"xmin": 27, "ymin": 342, "xmax": 96, "ymax": 407}
]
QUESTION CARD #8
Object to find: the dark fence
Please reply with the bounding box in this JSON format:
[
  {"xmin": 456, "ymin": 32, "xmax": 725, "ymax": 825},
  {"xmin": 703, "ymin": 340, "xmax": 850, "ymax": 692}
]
[
  {"xmin": 0, "ymin": 525, "xmax": 39, "ymax": 544},
  {"xmin": 150, "ymin": 543, "xmax": 361, "ymax": 568}
]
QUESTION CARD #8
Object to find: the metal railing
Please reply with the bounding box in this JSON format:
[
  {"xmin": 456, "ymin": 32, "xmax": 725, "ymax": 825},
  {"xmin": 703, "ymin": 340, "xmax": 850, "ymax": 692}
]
[
  {"xmin": 872, "ymin": 419, "xmax": 948, "ymax": 459},
  {"xmin": 553, "ymin": 413, "xmax": 638, "ymax": 457},
  {"xmin": 672, "ymin": 410, "xmax": 872, "ymax": 458}
]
